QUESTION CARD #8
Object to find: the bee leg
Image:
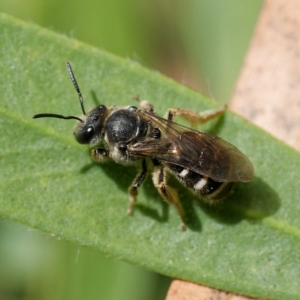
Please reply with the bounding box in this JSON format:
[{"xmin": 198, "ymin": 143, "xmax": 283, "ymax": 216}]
[
  {"xmin": 91, "ymin": 148, "xmax": 110, "ymax": 162},
  {"xmin": 165, "ymin": 105, "xmax": 226, "ymax": 125},
  {"xmin": 152, "ymin": 165, "xmax": 186, "ymax": 231},
  {"xmin": 133, "ymin": 95, "xmax": 155, "ymax": 113},
  {"xmin": 127, "ymin": 159, "xmax": 148, "ymax": 215}
]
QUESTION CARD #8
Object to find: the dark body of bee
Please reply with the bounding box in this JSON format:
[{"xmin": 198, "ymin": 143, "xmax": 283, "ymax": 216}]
[{"xmin": 34, "ymin": 62, "xmax": 254, "ymax": 230}]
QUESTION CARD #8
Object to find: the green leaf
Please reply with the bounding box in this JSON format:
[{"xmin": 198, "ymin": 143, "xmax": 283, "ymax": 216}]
[{"xmin": 1, "ymin": 12, "xmax": 300, "ymax": 300}]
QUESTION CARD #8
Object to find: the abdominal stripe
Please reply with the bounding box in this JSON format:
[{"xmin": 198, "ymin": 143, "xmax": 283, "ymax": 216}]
[
  {"xmin": 165, "ymin": 162, "xmax": 225, "ymax": 197},
  {"xmin": 178, "ymin": 168, "xmax": 189, "ymax": 177}
]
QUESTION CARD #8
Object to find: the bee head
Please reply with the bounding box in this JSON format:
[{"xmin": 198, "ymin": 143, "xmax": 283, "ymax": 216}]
[{"xmin": 74, "ymin": 104, "xmax": 107, "ymax": 145}]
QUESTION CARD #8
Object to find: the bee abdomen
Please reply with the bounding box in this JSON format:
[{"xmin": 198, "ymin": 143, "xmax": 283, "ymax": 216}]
[{"xmin": 166, "ymin": 163, "xmax": 233, "ymax": 202}]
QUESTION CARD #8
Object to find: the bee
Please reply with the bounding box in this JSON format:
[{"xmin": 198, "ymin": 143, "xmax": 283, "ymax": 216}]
[{"xmin": 34, "ymin": 62, "xmax": 254, "ymax": 230}]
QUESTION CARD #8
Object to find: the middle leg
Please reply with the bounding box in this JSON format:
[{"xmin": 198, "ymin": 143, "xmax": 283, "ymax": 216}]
[
  {"xmin": 127, "ymin": 159, "xmax": 148, "ymax": 215},
  {"xmin": 152, "ymin": 164, "xmax": 186, "ymax": 231}
]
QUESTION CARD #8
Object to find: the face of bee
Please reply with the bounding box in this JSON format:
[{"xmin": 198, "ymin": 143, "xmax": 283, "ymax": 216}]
[{"xmin": 74, "ymin": 105, "xmax": 108, "ymax": 145}]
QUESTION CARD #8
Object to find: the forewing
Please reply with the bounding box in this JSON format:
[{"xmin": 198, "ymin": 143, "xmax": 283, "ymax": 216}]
[{"xmin": 128, "ymin": 111, "xmax": 254, "ymax": 182}]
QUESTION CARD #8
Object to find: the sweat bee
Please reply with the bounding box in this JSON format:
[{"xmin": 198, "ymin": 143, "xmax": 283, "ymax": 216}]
[{"xmin": 33, "ymin": 62, "xmax": 254, "ymax": 230}]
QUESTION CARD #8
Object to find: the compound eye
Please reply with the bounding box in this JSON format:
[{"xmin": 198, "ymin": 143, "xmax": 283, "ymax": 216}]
[{"xmin": 75, "ymin": 126, "xmax": 94, "ymax": 144}]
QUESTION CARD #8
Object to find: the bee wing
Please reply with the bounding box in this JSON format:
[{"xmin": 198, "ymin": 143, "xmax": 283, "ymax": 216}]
[{"xmin": 128, "ymin": 111, "xmax": 254, "ymax": 182}]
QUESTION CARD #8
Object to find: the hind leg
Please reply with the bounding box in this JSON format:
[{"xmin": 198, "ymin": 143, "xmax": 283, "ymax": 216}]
[{"xmin": 165, "ymin": 105, "xmax": 226, "ymax": 126}]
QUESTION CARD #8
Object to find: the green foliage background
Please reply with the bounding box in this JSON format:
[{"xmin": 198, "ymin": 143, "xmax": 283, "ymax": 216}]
[{"xmin": 2, "ymin": 1, "xmax": 292, "ymax": 300}]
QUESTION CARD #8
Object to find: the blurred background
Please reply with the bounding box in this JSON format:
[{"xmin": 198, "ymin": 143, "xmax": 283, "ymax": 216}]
[{"xmin": 0, "ymin": 1, "xmax": 261, "ymax": 299}]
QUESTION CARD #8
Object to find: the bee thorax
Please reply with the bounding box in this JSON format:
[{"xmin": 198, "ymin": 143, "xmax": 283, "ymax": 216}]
[{"xmin": 106, "ymin": 110, "xmax": 147, "ymax": 143}]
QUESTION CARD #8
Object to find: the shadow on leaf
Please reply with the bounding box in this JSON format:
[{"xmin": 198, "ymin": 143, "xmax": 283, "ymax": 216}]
[
  {"xmin": 199, "ymin": 176, "xmax": 280, "ymax": 224},
  {"xmin": 79, "ymin": 157, "xmax": 202, "ymax": 231}
]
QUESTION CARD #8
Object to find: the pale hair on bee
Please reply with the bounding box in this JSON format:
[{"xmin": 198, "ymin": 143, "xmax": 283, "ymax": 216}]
[{"xmin": 34, "ymin": 62, "xmax": 254, "ymax": 231}]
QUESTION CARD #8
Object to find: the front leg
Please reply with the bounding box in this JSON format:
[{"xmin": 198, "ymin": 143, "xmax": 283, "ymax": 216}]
[
  {"xmin": 165, "ymin": 105, "xmax": 226, "ymax": 126},
  {"xmin": 91, "ymin": 148, "xmax": 110, "ymax": 162},
  {"xmin": 127, "ymin": 159, "xmax": 148, "ymax": 215}
]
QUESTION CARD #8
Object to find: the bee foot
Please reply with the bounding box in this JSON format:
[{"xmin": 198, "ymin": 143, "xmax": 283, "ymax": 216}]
[
  {"xmin": 180, "ymin": 223, "xmax": 186, "ymax": 231},
  {"xmin": 127, "ymin": 207, "xmax": 134, "ymax": 216}
]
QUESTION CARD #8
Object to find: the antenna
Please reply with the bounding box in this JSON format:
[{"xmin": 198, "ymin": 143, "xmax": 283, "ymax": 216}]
[
  {"xmin": 66, "ymin": 61, "xmax": 86, "ymax": 115},
  {"xmin": 33, "ymin": 62, "xmax": 86, "ymax": 123},
  {"xmin": 33, "ymin": 113, "xmax": 83, "ymax": 122}
]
